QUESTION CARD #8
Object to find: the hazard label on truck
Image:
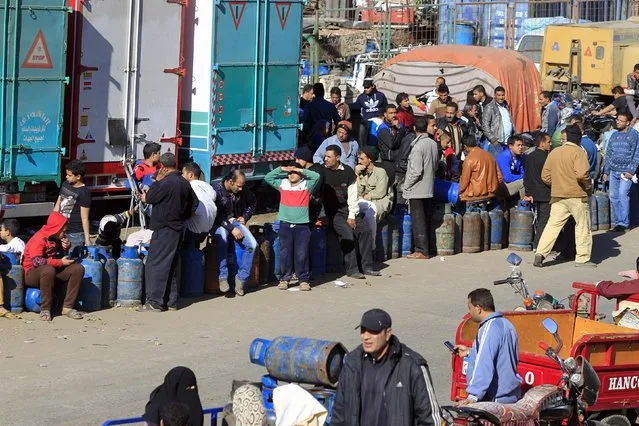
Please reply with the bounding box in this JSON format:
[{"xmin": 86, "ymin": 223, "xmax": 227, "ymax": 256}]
[{"xmin": 22, "ymin": 30, "xmax": 53, "ymax": 69}]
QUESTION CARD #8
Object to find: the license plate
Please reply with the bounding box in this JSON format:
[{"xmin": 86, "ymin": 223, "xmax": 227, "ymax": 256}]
[{"xmin": 462, "ymin": 356, "xmax": 469, "ymax": 376}]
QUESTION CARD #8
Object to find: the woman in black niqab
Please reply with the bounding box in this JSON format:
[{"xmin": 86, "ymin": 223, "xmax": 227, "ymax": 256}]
[{"xmin": 143, "ymin": 366, "xmax": 203, "ymax": 426}]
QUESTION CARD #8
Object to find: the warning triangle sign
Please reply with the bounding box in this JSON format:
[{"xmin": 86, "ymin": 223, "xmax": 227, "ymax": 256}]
[
  {"xmin": 229, "ymin": 1, "xmax": 246, "ymax": 30},
  {"xmin": 22, "ymin": 29, "xmax": 53, "ymax": 69},
  {"xmin": 275, "ymin": 2, "xmax": 292, "ymax": 30},
  {"xmin": 584, "ymin": 46, "xmax": 592, "ymax": 57}
]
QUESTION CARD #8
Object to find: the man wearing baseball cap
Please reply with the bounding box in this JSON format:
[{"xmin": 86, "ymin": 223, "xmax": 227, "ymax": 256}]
[{"xmin": 332, "ymin": 309, "xmax": 442, "ymax": 426}]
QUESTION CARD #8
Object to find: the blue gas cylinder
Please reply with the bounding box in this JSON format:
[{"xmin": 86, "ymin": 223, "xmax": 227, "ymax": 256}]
[
  {"xmin": 94, "ymin": 245, "xmax": 118, "ymax": 308},
  {"xmin": 434, "ymin": 179, "xmax": 460, "ymax": 205},
  {"xmin": 77, "ymin": 248, "xmax": 103, "ymax": 311},
  {"xmin": 311, "ymin": 225, "xmax": 327, "ymax": 276},
  {"xmin": 0, "ymin": 252, "xmax": 24, "ymax": 313},
  {"xmin": 25, "ymin": 288, "xmax": 41, "ymax": 313},
  {"xmin": 116, "ymin": 246, "xmax": 144, "ymax": 307},
  {"xmin": 594, "ymin": 189, "xmax": 610, "ymax": 230},
  {"xmin": 400, "ymin": 213, "xmax": 412, "ymax": 256},
  {"xmin": 389, "ymin": 215, "xmax": 400, "ymax": 259},
  {"xmin": 181, "ymin": 242, "xmax": 204, "ymax": 297},
  {"xmin": 375, "ymin": 219, "xmax": 389, "ymax": 261},
  {"xmin": 508, "ymin": 201, "xmax": 534, "ymax": 251},
  {"xmin": 489, "ymin": 208, "xmax": 504, "ymax": 250},
  {"xmin": 589, "ymin": 195, "xmax": 598, "ymax": 231},
  {"xmin": 250, "ymin": 336, "xmax": 347, "ymax": 387},
  {"xmin": 270, "ymin": 221, "xmax": 281, "ymax": 280}
]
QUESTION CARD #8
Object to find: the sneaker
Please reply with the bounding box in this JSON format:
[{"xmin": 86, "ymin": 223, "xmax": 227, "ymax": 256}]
[
  {"xmin": 278, "ymin": 281, "xmax": 289, "ymax": 290},
  {"xmin": 533, "ymin": 254, "xmax": 544, "ymax": 268},
  {"xmin": 575, "ymin": 261, "xmax": 597, "ymax": 268},
  {"xmin": 235, "ymin": 281, "xmax": 245, "ymax": 296},
  {"xmin": 219, "ymin": 279, "xmax": 230, "ymax": 293},
  {"xmin": 299, "ymin": 282, "xmax": 311, "ymax": 291},
  {"xmin": 347, "ymin": 272, "xmax": 366, "ymax": 279},
  {"xmin": 136, "ymin": 302, "xmax": 162, "ymax": 313},
  {"xmin": 363, "ymin": 270, "xmax": 382, "ymax": 276}
]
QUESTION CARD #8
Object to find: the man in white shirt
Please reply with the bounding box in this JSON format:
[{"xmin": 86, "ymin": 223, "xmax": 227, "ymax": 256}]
[
  {"xmin": 0, "ymin": 219, "xmax": 26, "ymax": 254},
  {"xmin": 181, "ymin": 162, "xmax": 217, "ymax": 243}
]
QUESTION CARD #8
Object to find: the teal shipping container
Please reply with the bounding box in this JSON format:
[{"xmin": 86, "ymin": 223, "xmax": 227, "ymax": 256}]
[
  {"xmin": 180, "ymin": 0, "xmax": 303, "ymax": 181},
  {"xmin": 0, "ymin": 0, "xmax": 69, "ymax": 189}
]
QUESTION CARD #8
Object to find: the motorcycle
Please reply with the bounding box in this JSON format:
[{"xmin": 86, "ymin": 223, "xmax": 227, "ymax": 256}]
[
  {"xmin": 442, "ymin": 318, "xmax": 601, "ymax": 426},
  {"xmin": 493, "ymin": 253, "xmax": 564, "ymax": 310}
]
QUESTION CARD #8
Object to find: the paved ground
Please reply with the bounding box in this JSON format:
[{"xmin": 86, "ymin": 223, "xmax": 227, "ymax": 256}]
[{"xmin": 0, "ymin": 220, "xmax": 632, "ymax": 425}]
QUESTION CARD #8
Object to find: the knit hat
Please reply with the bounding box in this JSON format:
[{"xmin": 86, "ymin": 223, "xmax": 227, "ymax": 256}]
[
  {"xmin": 336, "ymin": 120, "xmax": 352, "ymax": 133},
  {"xmin": 294, "ymin": 146, "xmax": 313, "ymax": 163},
  {"xmin": 564, "ymin": 124, "xmax": 582, "ymax": 144},
  {"xmin": 360, "ymin": 146, "xmax": 376, "ymax": 161}
]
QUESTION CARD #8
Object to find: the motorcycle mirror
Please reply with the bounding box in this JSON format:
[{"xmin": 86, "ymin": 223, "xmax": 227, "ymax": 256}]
[
  {"xmin": 506, "ymin": 253, "xmax": 522, "ymax": 266},
  {"xmin": 542, "ymin": 318, "xmax": 558, "ymax": 335}
]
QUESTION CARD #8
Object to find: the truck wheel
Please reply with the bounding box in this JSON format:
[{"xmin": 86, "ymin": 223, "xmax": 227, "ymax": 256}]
[{"xmin": 602, "ymin": 414, "xmax": 632, "ymax": 426}]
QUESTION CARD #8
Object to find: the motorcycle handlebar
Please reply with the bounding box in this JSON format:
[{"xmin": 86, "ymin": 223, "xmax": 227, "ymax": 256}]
[
  {"xmin": 539, "ymin": 342, "xmax": 550, "ymax": 351},
  {"xmin": 493, "ymin": 279, "xmax": 510, "ymax": 285}
]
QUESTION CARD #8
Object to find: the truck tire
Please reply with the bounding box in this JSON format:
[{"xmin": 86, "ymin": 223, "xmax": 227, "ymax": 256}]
[{"xmin": 602, "ymin": 414, "xmax": 632, "ymax": 426}]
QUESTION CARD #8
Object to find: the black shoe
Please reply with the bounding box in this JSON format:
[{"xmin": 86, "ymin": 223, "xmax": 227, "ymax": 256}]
[
  {"xmin": 533, "ymin": 254, "xmax": 544, "ymax": 268},
  {"xmin": 363, "ymin": 270, "xmax": 382, "ymax": 276},
  {"xmin": 136, "ymin": 302, "xmax": 162, "ymax": 312},
  {"xmin": 612, "ymin": 225, "xmax": 627, "ymax": 233},
  {"xmin": 347, "ymin": 272, "xmax": 366, "ymax": 279}
]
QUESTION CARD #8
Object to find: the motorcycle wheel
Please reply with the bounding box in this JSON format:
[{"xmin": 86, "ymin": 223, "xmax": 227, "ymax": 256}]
[{"xmin": 601, "ymin": 414, "xmax": 632, "ymax": 426}]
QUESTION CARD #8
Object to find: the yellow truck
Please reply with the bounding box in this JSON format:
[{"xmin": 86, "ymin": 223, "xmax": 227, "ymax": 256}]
[{"xmin": 540, "ymin": 17, "xmax": 639, "ymax": 98}]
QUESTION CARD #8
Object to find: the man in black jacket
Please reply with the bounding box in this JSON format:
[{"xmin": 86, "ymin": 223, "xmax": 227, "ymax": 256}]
[
  {"xmin": 139, "ymin": 153, "xmax": 198, "ymax": 312},
  {"xmin": 377, "ymin": 104, "xmax": 406, "ymax": 193},
  {"xmin": 523, "ymin": 132, "xmax": 552, "ymax": 250},
  {"xmin": 332, "ymin": 309, "xmax": 442, "ymax": 426}
]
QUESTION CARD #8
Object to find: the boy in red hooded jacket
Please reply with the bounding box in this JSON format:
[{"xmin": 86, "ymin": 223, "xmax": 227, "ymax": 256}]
[{"xmin": 23, "ymin": 212, "xmax": 84, "ymax": 321}]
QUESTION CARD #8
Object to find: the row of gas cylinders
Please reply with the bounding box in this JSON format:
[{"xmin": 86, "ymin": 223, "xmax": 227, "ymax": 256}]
[{"xmin": 0, "ymin": 245, "xmax": 148, "ymax": 314}]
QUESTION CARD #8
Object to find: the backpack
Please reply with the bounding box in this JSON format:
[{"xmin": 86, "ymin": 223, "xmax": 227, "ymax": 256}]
[{"xmin": 395, "ymin": 131, "xmax": 416, "ymax": 174}]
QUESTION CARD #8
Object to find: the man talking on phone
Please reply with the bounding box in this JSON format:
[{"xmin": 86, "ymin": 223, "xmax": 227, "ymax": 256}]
[{"xmin": 454, "ymin": 288, "xmax": 521, "ymax": 405}]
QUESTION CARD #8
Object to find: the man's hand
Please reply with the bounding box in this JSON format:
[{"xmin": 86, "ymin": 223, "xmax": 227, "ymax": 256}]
[
  {"xmin": 62, "ymin": 256, "xmax": 76, "ymax": 266},
  {"xmin": 355, "ymin": 164, "xmax": 366, "ymax": 174},
  {"xmin": 61, "ymin": 238, "xmax": 71, "ymax": 251},
  {"xmin": 456, "ymin": 398, "xmax": 474, "ymax": 407},
  {"xmin": 454, "ymin": 344, "xmax": 470, "ymax": 357},
  {"xmin": 392, "ymin": 119, "xmax": 400, "ymax": 128},
  {"xmin": 155, "ymin": 167, "xmax": 171, "ymax": 181},
  {"xmin": 238, "ymin": 216, "xmax": 246, "ymax": 225},
  {"xmin": 623, "ymin": 172, "xmax": 634, "ymax": 179},
  {"xmin": 347, "ymin": 218, "xmax": 356, "ymax": 230},
  {"xmin": 231, "ymin": 228, "xmax": 244, "ymax": 241},
  {"xmin": 141, "ymin": 189, "xmax": 148, "ymax": 203},
  {"xmin": 601, "ymin": 174, "xmax": 607, "ymax": 182},
  {"xmin": 523, "ymin": 195, "xmax": 534, "ymax": 203}
]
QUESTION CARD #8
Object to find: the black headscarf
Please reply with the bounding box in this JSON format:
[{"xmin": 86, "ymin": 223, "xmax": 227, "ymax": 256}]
[{"xmin": 143, "ymin": 366, "xmax": 203, "ymax": 426}]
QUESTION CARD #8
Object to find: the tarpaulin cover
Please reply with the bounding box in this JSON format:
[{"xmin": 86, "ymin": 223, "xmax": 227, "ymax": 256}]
[{"xmin": 375, "ymin": 45, "xmax": 541, "ymax": 132}]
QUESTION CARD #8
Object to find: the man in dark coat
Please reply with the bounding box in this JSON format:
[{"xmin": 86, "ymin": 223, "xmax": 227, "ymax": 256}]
[{"xmin": 331, "ymin": 309, "xmax": 442, "ymax": 426}]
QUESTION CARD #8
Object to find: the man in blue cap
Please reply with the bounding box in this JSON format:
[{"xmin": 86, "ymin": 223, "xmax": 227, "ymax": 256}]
[{"xmin": 332, "ymin": 309, "xmax": 442, "ymax": 426}]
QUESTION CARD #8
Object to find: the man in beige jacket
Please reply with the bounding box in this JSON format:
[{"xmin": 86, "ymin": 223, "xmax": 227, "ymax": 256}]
[{"xmin": 533, "ymin": 124, "xmax": 596, "ymax": 268}]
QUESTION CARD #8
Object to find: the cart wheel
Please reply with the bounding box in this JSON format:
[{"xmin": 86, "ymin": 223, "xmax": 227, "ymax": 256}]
[{"xmin": 602, "ymin": 414, "xmax": 632, "ymax": 426}]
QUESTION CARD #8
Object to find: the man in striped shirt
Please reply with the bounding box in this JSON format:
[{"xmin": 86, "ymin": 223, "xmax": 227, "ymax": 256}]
[{"xmin": 265, "ymin": 162, "xmax": 320, "ymax": 291}]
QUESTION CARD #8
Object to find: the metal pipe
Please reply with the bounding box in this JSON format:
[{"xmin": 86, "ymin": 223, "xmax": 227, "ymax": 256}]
[
  {"xmin": 0, "ymin": 0, "xmax": 11, "ymax": 178},
  {"xmin": 313, "ymin": 9, "xmax": 319, "ymax": 83},
  {"xmin": 258, "ymin": 0, "xmax": 269, "ymax": 155},
  {"xmin": 7, "ymin": 0, "xmax": 21, "ymax": 179},
  {"xmin": 122, "ymin": 0, "xmax": 134, "ymax": 161},
  {"xmin": 251, "ymin": 0, "xmax": 261, "ymax": 156},
  {"xmin": 128, "ymin": 0, "xmax": 141, "ymax": 158}
]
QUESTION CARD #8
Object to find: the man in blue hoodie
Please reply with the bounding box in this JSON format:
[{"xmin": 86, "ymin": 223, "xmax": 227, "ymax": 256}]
[
  {"xmin": 496, "ymin": 135, "xmax": 526, "ymax": 200},
  {"xmin": 454, "ymin": 288, "xmax": 522, "ymax": 404}
]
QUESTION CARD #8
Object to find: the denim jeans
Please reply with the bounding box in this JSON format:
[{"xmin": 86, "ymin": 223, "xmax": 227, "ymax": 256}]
[
  {"xmin": 609, "ymin": 171, "xmax": 634, "ymax": 229},
  {"xmin": 214, "ymin": 223, "xmax": 257, "ymax": 283},
  {"xmin": 278, "ymin": 222, "xmax": 311, "ymax": 282}
]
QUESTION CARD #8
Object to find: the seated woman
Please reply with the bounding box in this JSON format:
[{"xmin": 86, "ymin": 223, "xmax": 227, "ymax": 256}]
[{"xmin": 355, "ymin": 147, "xmax": 392, "ymax": 246}]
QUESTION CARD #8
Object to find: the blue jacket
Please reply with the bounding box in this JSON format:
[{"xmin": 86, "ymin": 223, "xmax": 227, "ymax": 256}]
[
  {"xmin": 466, "ymin": 312, "xmax": 522, "ymax": 403},
  {"xmin": 303, "ymin": 98, "xmax": 341, "ymax": 134},
  {"xmin": 496, "ymin": 149, "xmax": 525, "ymax": 184},
  {"xmin": 313, "ymin": 135, "xmax": 360, "ymax": 169},
  {"xmin": 604, "ymin": 128, "xmax": 639, "ymax": 175},
  {"xmin": 580, "ymin": 136, "xmax": 598, "ymax": 179}
]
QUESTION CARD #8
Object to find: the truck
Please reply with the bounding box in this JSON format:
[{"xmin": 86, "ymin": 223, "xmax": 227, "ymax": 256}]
[{"xmin": 540, "ymin": 17, "xmax": 639, "ymax": 99}]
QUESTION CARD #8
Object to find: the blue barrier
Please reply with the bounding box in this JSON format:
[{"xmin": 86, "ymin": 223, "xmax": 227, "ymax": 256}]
[{"xmin": 102, "ymin": 406, "xmax": 223, "ymax": 426}]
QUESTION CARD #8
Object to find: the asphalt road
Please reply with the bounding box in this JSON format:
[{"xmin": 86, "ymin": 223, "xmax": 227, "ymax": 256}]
[{"xmin": 0, "ymin": 223, "xmax": 631, "ymax": 425}]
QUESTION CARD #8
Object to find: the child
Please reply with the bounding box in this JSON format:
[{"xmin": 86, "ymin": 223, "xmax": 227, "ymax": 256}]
[
  {"xmin": 264, "ymin": 162, "xmax": 319, "ymax": 291},
  {"xmin": 54, "ymin": 159, "xmax": 92, "ymax": 249},
  {"xmin": 134, "ymin": 142, "xmax": 162, "ymax": 189},
  {"xmin": 0, "ymin": 219, "xmax": 25, "ymax": 254},
  {"xmin": 437, "ymin": 128, "xmax": 459, "ymax": 181},
  {"xmin": 95, "ymin": 210, "xmax": 133, "ymax": 259}
]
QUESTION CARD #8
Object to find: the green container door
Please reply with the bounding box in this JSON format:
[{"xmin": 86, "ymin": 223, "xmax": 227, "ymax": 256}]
[{"xmin": 0, "ymin": 0, "xmax": 69, "ymax": 187}]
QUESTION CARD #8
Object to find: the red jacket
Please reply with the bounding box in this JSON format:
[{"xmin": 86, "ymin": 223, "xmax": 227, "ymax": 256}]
[{"xmin": 22, "ymin": 212, "xmax": 67, "ymax": 274}]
